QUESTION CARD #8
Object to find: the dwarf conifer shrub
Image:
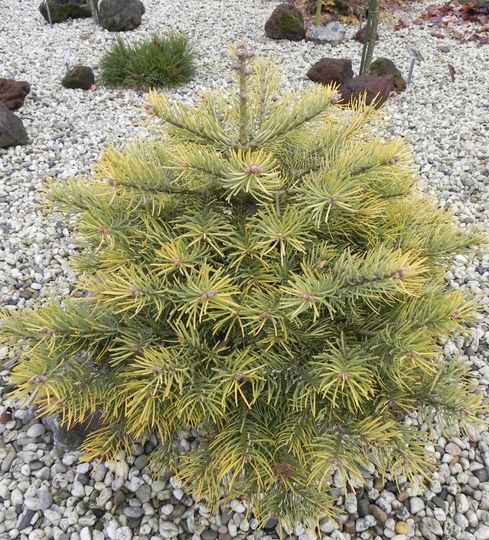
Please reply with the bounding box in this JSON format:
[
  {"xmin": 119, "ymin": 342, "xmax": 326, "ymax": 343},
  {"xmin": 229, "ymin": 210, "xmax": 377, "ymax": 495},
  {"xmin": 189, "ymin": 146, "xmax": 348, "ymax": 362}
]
[
  {"xmin": 100, "ymin": 34, "xmax": 195, "ymax": 89},
  {"xmin": 1, "ymin": 44, "xmax": 485, "ymax": 525}
]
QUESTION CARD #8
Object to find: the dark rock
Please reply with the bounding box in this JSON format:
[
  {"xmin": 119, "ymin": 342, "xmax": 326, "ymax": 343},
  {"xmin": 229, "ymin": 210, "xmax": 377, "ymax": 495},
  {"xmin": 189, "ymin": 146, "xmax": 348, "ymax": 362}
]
[
  {"xmin": 113, "ymin": 489, "xmax": 126, "ymax": 506},
  {"xmin": 474, "ymin": 468, "xmax": 489, "ymax": 482},
  {"xmin": 17, "ymin": 510, "xmax": 36, "ymax": 530},
  {"xmin": 126, "ymin": 517, "xmax": 142, "ymax": 528},
  {"xmin": 439, "ymin": 487, "xmax": 449, "ymax": 500},
  {"xmin": 354, "ymin": 26, "xmax": 379, "ymax": 44},
  {"xmin": 220, "ymin": 508, "xmax": 232, "ymax": 525},
  {"xmin": 384, "ymin": 481, "xmax": 397, "ymax": 492},
  {"xmin": 307, "ymin": 58, "xmax": 353, "ymax": 87},
  {"xmin": 134, "ymin": 454, "xmax": 149, "ymax": 470},
  {"xmin": 62, "ymin": 65, "xmax": 95, "ymax": 90},
  {"xmin": 39, "ymin": 0, "xmax": 92, "ymax": 24},
  {"xmin": 0, "ymin": 79, "xmax": 31, "ymax": 111},
  {"xmin": 476, "ymin": 265, "xmax": 487, "ymax": 276},
  {"xmin": 339, "ymin": 75, "xmax": 394, "ymax": 108},
  {"xmin": 264, "ymin": 3, "xmax": 305, "ymax": 41},
  {"xmin": 43, "ymin": 412, "xmax": 101, "ymax": 452},
  {"xmin": 92, "ymin": 508, "xmax": 105, "ymax": 518},
  {"xmin": 370, "ymin": 57, "xmax": 406, "ymax": 92},
  {"xmin": 0, "ymin": 102, "xmax": 28, "ymax": 148},
  {"xmin": 358, "ymin": 497, "xmax": 370, "ymax": 517},
  {"xmin": 431, "ymin": 496, "xmax": 449, "ymax": 510},
  {"xmin": 98, "ymin": 0, "xmax": 145, "ymax": 31},
  {"xmin": 264, "ymin": 517, "xmax": 278, "ymax": 529}
]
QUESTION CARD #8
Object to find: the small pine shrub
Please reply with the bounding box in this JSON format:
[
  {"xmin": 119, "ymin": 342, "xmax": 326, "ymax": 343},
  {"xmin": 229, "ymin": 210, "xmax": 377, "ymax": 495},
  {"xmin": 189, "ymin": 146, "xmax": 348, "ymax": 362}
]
[
  {"xmin": 1, "ymin": 44, "xmax": 485, "ymax": 526},
  {"xmin": 100, "ymin": 34, "xmax": 195, "ymax": 89}
]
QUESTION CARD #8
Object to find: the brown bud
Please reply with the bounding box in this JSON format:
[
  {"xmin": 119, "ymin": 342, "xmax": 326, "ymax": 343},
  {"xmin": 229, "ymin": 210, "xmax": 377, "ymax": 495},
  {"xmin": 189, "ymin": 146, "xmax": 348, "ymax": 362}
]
[
  {"xmin": 234, "ymin": 373, "xmax": 245, "ymax": 382},
  {"xmin": 393, "ymin": 268, "xmax": 407, "ymax": 281},
  {"xmin": 244, "ymin": 165, "xmax": 263, "ymax": 176},
  {"xmin": 171, "ymin": 258, "xmax": 185, "ymax": 270},
  {"xmin": 201, "ymin": 290, "xmax": 217, "ymax": 301},
  {"xmin": 273, "ymin": 462, "xmax": 294, "ymax": 478},
  {"xmin": 29, "ymin": 374, "xmax": 48, "ymax": 385},
  {"xmin": 39, "ymin": 327, "xmax": 53, "ymax": 337},
  {"xmin": 128, "ymin": 286, "xmax": 142, "ymax": 297}
]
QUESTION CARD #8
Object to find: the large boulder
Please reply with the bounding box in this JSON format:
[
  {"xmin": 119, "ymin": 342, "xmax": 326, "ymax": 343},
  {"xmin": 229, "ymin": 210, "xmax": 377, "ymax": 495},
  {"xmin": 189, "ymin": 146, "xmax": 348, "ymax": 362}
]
[
  {"xmin": 307, "ymin": 58, "xmax": 353, "ymax": 87},
  {"xmin": 264, "ymin": 3, "xmax": 305, "ymax": 41},
  {"xmin": 62, "ymin": 65, "xmax": 95, "ymax": 90},
  {"xmin": 39, "ymin": 0, "xmax": 92, "ymax": 24},
  {"xmin": 98, "ymin": 0, "xmax": 145, "ymax": 31},
  {"xmin": 369, "ymin": 57, "xmax": 406, "ymax": 92},
  {"xmin": 339, "ymin": 75, "xmax": 394, "ymax": 109},
  {"xmin": 0, "ymin": 103, "xmax": 28, "ymax": 148},
  {"xmin": 0, "ymin": 79, "xmax": 31, "ymax": 111}
]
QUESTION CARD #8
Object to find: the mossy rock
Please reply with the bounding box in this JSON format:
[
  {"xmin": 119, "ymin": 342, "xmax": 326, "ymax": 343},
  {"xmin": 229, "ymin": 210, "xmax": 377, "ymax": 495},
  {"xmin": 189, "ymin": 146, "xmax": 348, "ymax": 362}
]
[
  {"xmin": 62, "ymin": 65, "xmax": 95, "ymax": 90},
  {"xmin": 265, "ymin": 3, "xmax": 306, "ymax": 41},
  {"xmin": 370, "ymin": 58, "xmax": 406, "ymax": 92},
  {"xmin": 39, "ymin": 0, "xmax": 92, "ymax": 24}
]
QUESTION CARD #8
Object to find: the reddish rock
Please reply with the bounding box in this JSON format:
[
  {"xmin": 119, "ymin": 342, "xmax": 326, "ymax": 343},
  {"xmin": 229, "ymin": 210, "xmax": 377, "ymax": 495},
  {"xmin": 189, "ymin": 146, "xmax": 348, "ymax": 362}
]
[
  {"xmin": 307, "ymin": 58, "xmax": 353, "ymax": 87},
  {"xmin": 0, "ymin": 102, "xmax": 28, "ymax": 148},
  {"xmin": 354, "ymin": 26, "xmax": 379, "ymax": 43},
  {"xmin": 339, "ymin": 75, "xmax": 394, "ymax": 108},
  {"xmin": 0, "ymin": 79, "xmax": 31, "ymax": 111},
  {"xmin": 370, "ymin": 57, "xmax": 406, "ymax": 92},
  {"xmin": 0, "ymin": 407, "xmax": 12, "ymax": 423}
]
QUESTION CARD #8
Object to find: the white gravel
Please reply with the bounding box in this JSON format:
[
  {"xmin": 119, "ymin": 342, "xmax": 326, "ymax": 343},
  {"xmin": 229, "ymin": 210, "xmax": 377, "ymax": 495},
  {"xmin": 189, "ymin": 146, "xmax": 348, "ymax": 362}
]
[{"xmin": 1, "ymin": 0, "xmax": 489, "ymax": 539}]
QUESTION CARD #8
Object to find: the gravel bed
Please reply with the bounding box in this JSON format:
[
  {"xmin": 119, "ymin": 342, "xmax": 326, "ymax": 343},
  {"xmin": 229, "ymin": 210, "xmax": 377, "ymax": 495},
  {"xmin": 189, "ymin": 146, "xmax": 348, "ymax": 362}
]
[{"xmin": 0, "ymin": 1, "xmax": 488, "ymax": 539}]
